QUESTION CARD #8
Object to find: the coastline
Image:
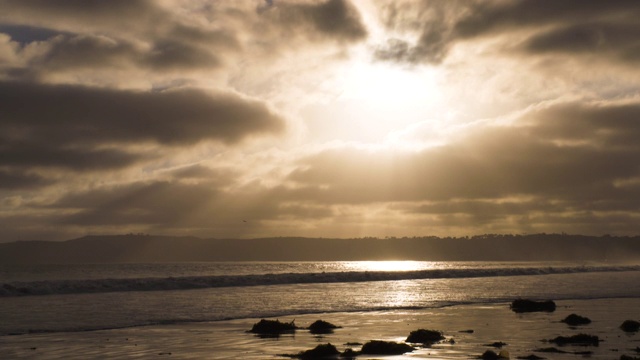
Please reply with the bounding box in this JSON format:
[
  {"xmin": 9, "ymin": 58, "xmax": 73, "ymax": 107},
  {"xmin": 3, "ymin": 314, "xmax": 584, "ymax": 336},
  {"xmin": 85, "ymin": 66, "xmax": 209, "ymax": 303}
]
[{"xmin": 2, "ymin": 297, "xmax": 639, "ymax": 359}]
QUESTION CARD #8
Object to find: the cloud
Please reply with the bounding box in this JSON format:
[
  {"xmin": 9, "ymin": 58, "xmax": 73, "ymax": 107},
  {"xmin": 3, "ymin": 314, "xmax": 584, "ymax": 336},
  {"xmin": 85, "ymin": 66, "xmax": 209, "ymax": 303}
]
[
  {"xmin": 521, "ymin": 23, "xmax": 640, "ymax": 64},
  {"xmin": 0, "ymin": 81, "xmax": 285, "ymax": 171},
  {"xmin": 271, "ymin": 0, "xmax": 368, "ymax": 42},
  {"xmin": 0, "ymin": 0, "xmax": 168, "ymax": 35},
  {"xmin": 284, "ymin": 100, "xmax": 640, "ymax": 222},
  {"xmin": 0, "ymin": 143, "xmax": 148, "ymax": 171},
  {"xmin": 1, "ymin": 81, "xmax": 285, "ymax": 145},
  {"xmin": 5, "ymin": 98, "xmax": 640, "ymax": 238},
  {"xmin": 53, "ymin": 180, "xmax": 221, "ymax": 226},
  {"xmin": 374, "ymin": 0, "xmax": 640, "ymax": 65},
  {"xmin": 0, "ymin": 170, "xmax": 53, "ymax": 190},
  {"xmin": 0, "ymin": 0, "xmax": 366, "ymax": 80},
  {"xmin": 20, "ymin": 32, "xmax": 229, "ymax": 74},
  {"xmin": 1, "ymin": 1, "xmax": 639, "ymax": 241}
]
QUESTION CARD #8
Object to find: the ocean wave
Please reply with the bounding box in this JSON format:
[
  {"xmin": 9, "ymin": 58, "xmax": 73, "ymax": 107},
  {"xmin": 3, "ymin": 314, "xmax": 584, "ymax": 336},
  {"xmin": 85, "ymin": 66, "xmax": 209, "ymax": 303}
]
[{"xmin": 2, "ymin": 265, "xmax": 639, "ymax": 297}]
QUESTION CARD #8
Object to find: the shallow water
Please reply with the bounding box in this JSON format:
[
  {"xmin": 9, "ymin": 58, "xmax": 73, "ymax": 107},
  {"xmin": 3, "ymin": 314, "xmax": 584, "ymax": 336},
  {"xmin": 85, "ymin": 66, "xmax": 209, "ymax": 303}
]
[
  {"xmin": 1, "ymin": 263, "xmax": 640, "ymax": 335},
  {"xmin": 2, "ymin": 298, "xmax": 639, "ymax": 359}
]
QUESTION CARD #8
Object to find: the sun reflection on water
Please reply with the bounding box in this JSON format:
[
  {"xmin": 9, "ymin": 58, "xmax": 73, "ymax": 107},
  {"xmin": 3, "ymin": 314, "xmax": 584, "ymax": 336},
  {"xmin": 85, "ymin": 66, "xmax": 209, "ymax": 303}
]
[{"xmin": 343, "ymin": 261, "xmax": 433, "ymax": 272}]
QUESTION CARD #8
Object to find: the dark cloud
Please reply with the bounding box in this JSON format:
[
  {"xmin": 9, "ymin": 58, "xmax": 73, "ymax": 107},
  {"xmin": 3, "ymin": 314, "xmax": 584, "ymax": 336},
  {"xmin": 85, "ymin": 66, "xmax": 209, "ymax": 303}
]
[
  {"xmin": 28, "ymin": 34, "xmax": 147, "ymax": 71},
  {"xmin": 264, "ymin": 0, "xmax": 367, "ymax": 43},
  {"xmin": 0, "ymin": 142, "xmax": 147, "ymax": 171},
  {"xmin": 0, "ymin": 24, "xmax": 62, "ymax": 44},
  {"xmin": 2, "ymin": 29, "xmax": 234, "ymax": 76},
  {"xmin": 0, "ymin": 1, "xmax": 241, "ymax": 75},
  {"xmin": 143, "ymin": 38, "xmax": 222, "ymax": 70},
  {"xmin": 374, "ymin": 0, "xmax": 464, "ymax": 64},
  {"xmin": 0, "ymin": 81, "xmax": 285, "ymax": 146},
  {"xmin": 0, "ymin": 0, "xmax": 165, "ymax": 33},
  {"xmin": 0, "ymin": 81, "xmax": 284, "ymax": 172},
  {"xmin": 0, "ymin": 170, "xmax": 53, "ymax": 189},
  {"xmin": 1, "ymin": 0, "xmax": 364, "ymax": 78},
  {"xmin": 522, "ymin": 23, "xmax": 640, "ymax": 63},
  {"xmin": 521, "ymin": 102, "xmax": 640, "ymax": 150},
  {"xmin": 452, "ymin": 0, "xmax": 638, "ymax": 38},
  {"xmin": 375, "ymin": 0, "xmax": 640, "ymax": 65}
]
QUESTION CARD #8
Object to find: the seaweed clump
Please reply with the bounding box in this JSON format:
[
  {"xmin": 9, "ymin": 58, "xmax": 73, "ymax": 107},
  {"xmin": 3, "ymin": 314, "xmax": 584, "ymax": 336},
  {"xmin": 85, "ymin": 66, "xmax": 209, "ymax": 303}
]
[
  {"xmin": 561, "ymin": 314, "xmax": 591, "ymax": 326},
  {"xmin": 549, "ymin": 334, "xmax": 600, "ymax": 346},
  {"xmin": 248, "ymin": 319, "xmax": 298, "ymax": 336},
  {"xmin": 620, "ymin": 320, "xmax": 640, "ymax": 333},
  {"xmin": 405, "ymin": 329, "xmax": 445, "ymax": 344},
  {"xmin": 510, "ymin": 299, "xmax": 556, "ymax": 313},
  {"xmin": 360, "ymin": 340, "xmax": 414, "ymax": 355},
  {"xmin": 308, "ymin": 320, "xmax": 341, "ymax": 334}
]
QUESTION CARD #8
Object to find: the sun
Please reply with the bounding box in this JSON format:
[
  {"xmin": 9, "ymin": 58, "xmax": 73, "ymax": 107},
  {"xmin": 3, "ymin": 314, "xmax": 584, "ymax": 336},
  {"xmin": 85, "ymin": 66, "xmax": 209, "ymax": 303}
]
[
  {"xmin": 338, "ymin": 61, "xmax": 439, "ymax": 105},
  {"xmin": 306, "ymin": 59, "xmax": 447, "ymax": 144}
]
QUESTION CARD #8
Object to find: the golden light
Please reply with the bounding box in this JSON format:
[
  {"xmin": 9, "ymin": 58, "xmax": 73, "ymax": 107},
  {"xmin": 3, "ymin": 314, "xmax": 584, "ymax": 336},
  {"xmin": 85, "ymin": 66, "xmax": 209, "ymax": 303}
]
[
  {"xmin": 322, "ymin": 60, "xmax": 446, "ymax": 143},
  {"xmin": 346, "ymin": 260, "xmax": 429, "ymax": 272}
]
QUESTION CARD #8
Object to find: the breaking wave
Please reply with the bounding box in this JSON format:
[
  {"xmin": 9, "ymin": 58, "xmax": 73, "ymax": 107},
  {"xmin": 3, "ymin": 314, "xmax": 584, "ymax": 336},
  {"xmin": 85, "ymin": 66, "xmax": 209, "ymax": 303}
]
[{"xmin": 2, "ymin": 265, "xmax": 639, "ymax": 297}]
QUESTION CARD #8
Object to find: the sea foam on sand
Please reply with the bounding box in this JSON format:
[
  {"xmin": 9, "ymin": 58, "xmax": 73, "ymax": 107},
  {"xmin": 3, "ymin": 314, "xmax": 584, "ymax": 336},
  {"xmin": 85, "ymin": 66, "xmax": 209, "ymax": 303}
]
[{"xmin": 1, "ymin": 298, "xmax": 639, "ymax": 359}]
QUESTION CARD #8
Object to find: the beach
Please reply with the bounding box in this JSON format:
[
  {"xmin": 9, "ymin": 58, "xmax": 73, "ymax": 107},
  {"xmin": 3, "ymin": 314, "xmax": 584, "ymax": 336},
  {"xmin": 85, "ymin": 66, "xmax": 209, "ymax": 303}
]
[{"xmin": 2, "ymin": 297, "xmax": 639, "ymax": 359}]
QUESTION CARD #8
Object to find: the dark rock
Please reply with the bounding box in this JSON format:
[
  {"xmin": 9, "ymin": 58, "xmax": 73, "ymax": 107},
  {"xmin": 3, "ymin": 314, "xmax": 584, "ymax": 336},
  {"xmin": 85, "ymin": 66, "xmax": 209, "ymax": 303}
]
[
  {"xmin": 549, "ymin": 334, "xmax": 600, "ymax": 346},
  {"xmin": 484, "ymin": 342, "xmax": 508, "ymax": 348},
  {"xmin": 281, "ymin": 344, "xmax": 341, "ymax": 359},
  {"xmin": 573, "ymin": 351, "xmax": 593, "ymax": 355},
  {"xmin": 308, "ymin": 320, "xmax": 341, "ymax": 334},
  {"xmin": 248, "ymin": 319, "xmax": 298, "ymax": 335},
  {"xmin": 340, "ymin": 348, "xmax": 358, "ymax": 359},
  {"xmin": 405, "ymin": 329, "xmax": 445, "ymax": 344},
  {"xmin": 517, "ymin": 355, "xmax": 546, "ymax": 360},
  {"xmin": 360, "ymin": 340, "xmax": 414, "ymax": 355},
  {"xmin": 510, "ymin": 299, "xmax": 556, "ymax": 313},
  {"xmin": 561, "ymin": 314, "xmax": 591, "ymax": 326},
  {"xmin": 459, "ymin": 329, "xmax": 475, "ymax": 333},
  {"xmin": 620, "ymin": 320, "xmax": 640, "ymax": 333},
  {"xmin": 297, "ymin": 344, "xmax": 340, "ymax": 360},
  {"xmin": 479, "ymin": 350, "xmax": 500, "ymax": 360},
  {"xmin": 621, "ymin": 355, "xmax": 640, "ymax": 360},
  {"xmin": 478, "ymin": 350, "xmax": 509, "ymax": 360}
]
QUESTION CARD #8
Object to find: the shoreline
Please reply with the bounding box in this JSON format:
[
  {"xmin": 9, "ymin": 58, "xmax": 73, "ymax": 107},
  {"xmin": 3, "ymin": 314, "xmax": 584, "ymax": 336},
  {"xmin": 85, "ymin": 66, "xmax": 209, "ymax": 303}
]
[{"xmin": 1, "ymin": 297, "xmax": 639, "ymax": 359}]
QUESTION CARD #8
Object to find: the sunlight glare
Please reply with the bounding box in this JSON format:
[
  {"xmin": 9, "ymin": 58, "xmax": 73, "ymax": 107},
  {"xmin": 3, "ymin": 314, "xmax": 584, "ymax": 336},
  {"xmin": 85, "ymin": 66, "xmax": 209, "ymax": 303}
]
[
  {"xmin": 315, "ymin": 60, "xmax": 448, "ymax": 143},
  {"xmin": 348, "ymin": 260, "xmax": 429, "ymax": 272},
  {"xmin": 338, "ymin": 62, "xmax": 439, "ymax": 105}
]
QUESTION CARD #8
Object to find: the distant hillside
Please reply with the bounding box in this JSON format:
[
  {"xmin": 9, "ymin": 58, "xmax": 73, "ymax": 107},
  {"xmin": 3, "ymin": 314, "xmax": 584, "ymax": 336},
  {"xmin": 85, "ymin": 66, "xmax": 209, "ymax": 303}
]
[{"xmin": 1, "ymin": 234, "xmax": 640, "ymax": 264}]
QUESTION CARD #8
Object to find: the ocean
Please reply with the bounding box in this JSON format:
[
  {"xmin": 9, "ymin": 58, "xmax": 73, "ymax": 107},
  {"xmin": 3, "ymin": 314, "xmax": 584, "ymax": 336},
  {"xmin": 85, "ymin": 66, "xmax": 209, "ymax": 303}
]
[{"xmin": 1, "ymin": 261, "xmax": 640, "ymax": 336}]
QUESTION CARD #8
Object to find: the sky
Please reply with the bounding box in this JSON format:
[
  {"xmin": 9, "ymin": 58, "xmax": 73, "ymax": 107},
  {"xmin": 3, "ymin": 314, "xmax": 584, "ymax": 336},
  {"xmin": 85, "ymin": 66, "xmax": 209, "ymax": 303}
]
[{"xmin": 1, "ymin": 0, "xmax": 640, "ymax": 242}]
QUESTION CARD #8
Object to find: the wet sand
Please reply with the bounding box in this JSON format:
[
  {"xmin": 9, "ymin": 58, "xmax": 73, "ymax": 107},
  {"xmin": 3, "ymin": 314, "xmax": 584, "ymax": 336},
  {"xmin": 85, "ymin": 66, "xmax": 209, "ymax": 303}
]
[{"xmin": 1, "ymin": 298, "xmax": 639, "ymax": 359}]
